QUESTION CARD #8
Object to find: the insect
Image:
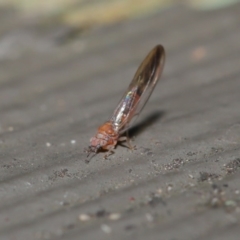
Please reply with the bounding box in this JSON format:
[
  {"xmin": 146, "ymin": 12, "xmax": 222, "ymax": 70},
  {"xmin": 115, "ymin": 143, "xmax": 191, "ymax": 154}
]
[{"xmin": 87, "ymin": 44, "xmax": 165, "ymax": 158}]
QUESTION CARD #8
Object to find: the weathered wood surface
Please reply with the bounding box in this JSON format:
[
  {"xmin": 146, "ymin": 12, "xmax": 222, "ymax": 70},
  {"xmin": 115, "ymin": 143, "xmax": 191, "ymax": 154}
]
[{"xmin": 0, "ymin": 3, "xmax": 240, "ymax": 240}]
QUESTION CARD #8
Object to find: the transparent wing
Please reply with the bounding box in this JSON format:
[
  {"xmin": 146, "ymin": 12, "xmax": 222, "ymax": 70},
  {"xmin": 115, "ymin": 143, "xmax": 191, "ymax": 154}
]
[{"xmin": 110, "ymin": 44, "xmax": 165, "ymax": 134}]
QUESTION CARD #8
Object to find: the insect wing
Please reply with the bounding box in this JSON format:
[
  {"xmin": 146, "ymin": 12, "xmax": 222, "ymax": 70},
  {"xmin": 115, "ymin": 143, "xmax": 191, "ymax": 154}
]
[{"xmin": 110, "ymin": 44, "xmax": 165, "ymax": 134}]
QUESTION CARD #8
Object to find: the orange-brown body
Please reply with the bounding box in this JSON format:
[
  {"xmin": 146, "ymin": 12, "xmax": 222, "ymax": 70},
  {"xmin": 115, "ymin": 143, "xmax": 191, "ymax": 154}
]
[
  {"xmin": 90, "ymin": 121, "xmax": 119, "ymax": 152},
  {"xmin": 87, "ymin": 45, "xmax": 165, "ymax": 156}
]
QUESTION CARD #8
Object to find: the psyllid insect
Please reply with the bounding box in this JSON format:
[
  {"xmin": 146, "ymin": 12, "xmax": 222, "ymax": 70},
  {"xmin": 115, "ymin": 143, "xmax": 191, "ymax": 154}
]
[{"xmin": 87, "ymin": 45, "xmax": 165, "ymax": 158}]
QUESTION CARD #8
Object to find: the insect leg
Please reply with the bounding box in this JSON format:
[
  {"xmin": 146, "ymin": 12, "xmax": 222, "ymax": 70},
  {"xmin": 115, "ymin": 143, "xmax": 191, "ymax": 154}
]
[
  {"xmin": 119, "ymin": 133, "xmax": 136, "ymax": 151},
  {"xmin": 103, "ymin": 144, "xmax": 115, "ymax": 159}
]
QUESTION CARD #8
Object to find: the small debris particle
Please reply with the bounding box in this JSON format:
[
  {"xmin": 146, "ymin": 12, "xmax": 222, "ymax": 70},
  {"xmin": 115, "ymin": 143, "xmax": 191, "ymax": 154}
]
[
  {"xmin": 71, "ymin": 140, "xmax": 76, "ymax": 144},
  {"xmin": 46, "ymin": 142, "xmax": 51, "ymax": 147},
  {"xmin": 101, "ymin": 224, "xmax": 112, "ymax": 234},
  {"xmin": 206, "ymin": 184, "xmax": 228, "ymax": 209},
  {"xmin": 167, "ymin": 184, "xmax": 173, "ymax": 192},
  {"xmin": 199, "ymin": 172, "xmax": 209, "ymax": 181},
  {"xmin": 235, "ymin": 190, "xmax": 240, "ymax": 195},
  {"xmin": 140, "ymin": 147, "xmax": 153, "ymax": 156},
  {"xmin": 2, "ymin": 164, "xmax": 11, "ymax": 169},
  {"xmin": 156, "ymin": 188, "xmax": 163, "ymax": 195},
  {"xmin": 79, "ymin": 214, "xmax": 91, "ymax": 222},
  {"xmin": 146, "ymin": 193, "xmax": 165, "ymax": 207},
  {"xmin": 188, "ymin": 174, "xmax": 194, "ymax": 179},
  {"xmin": 60, "ymin": 201, "xmax": 69, "ymax": 206},
  {"xmin": 54, "ymin": 169, "xmax": 69, "ymax": 178},
  {"xmin": 211, "ymin": 197, "xmax": 221, "ymax": 207},
  {"xmin": 109, "ymin": 213, "xmax": 121, "ymax": 220},
  {"xmin": 164, "ymin": 158, "xmax": 184, "ymax": 171},
  {"xmin": 96, "ymin": 209, "xmax": 108, "ymax": 218},
  {"xmin": 146, "ymin": 213, "xmax": 154, "ymax": 222},
  {"xmin": 187, "ymin": 152, "xmax": 196, "ymax": 156},
  {"xmin": 198, "ymin": 172, "xmax": 220, "ymax": 182},
  {"xmin": 225, "ymin": 158, "xmax": 240, "ymax": 174},
  {"xmin": 211, "ymin": 147, "xmax": 224, "ymax": 153}
]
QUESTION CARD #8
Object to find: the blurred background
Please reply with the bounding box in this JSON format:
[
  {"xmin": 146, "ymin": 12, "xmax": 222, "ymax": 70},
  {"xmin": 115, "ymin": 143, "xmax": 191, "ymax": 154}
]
[{"xmin": 0, "ymin": 0, "xmax": 239, "ymax": 61}]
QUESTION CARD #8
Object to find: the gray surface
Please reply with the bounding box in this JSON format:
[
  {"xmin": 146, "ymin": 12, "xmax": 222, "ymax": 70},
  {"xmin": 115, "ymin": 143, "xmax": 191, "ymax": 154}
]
[{"xmin": 0, "ymin": 3, "xmax": 240, "ymax": 240}]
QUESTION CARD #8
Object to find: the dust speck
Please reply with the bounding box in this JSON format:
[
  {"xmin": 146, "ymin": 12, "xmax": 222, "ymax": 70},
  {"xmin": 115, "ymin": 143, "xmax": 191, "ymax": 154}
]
[
  {"xmin": 79, "ymin": 214, "xmax": 91, "ymax": 222},
  {"xmin": 101, "ymin": 224, "xmax": 111, "ymax": 234}
]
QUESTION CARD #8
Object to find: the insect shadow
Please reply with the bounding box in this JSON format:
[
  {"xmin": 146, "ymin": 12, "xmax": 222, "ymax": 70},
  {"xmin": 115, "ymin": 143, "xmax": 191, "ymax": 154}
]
[{"xmin": 127, "ymin": 110, "xmax": 165, "ymax": 139}]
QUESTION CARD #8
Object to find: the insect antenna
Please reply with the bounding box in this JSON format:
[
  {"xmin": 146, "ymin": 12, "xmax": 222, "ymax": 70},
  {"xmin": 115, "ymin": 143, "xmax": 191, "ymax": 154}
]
[{"xmin": 84, "ymin": 145, "xmax": 101, "ymax": 162}]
